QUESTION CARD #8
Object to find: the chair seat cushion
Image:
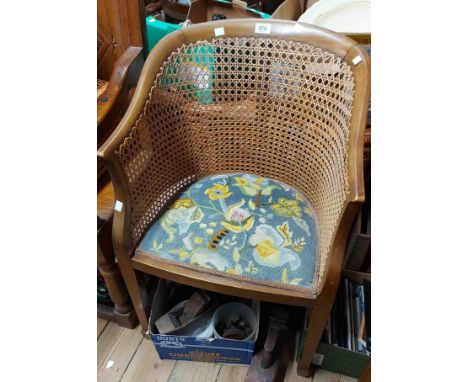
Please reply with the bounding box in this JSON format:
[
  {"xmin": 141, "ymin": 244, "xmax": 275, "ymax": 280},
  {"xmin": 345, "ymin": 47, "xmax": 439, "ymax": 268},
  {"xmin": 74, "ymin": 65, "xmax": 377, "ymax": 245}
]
[{"xmin": 136, "ymin": 173, "xmax": 319, "ymax": 292}]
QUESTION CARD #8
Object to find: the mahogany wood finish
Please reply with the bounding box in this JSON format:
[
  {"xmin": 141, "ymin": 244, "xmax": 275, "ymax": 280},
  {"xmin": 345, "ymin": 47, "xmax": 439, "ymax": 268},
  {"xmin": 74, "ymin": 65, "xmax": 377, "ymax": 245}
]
[
  {"xmin": 98, "ymin": 216, "xmax": 138, "ymax": 328},
  {"xmin": 97, "ymin": 46, "xmax": 142, "ymax": 126},
  {"xmin": 98, "ymin": 182, "xmax": 138, "ymax": 328},
  {"xmin": 97, "ymin": 0, "xmax": 145, "ymax": 80},
  {"xmin": 97, "ymin": 0, "xmax": 145, "ymax": 184},
  {"xmin": 98, "ymin": 19, "xmax": 370, "ymax": 376},
  {"xmin": 96, "ymin": 0, "xmax": 147, "ymax": 330}
]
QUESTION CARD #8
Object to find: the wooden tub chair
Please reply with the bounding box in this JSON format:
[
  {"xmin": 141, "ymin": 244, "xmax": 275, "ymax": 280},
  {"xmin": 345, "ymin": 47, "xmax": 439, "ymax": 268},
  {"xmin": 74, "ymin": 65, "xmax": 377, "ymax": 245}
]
[{"xmin": 98, "ymin": 19, "xmax": 370, "ymax": 376}]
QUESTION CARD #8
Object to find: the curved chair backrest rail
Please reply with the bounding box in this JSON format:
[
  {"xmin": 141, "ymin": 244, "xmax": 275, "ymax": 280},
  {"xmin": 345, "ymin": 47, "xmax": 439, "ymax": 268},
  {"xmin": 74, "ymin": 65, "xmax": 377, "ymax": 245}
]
[{"xmin": 98, "ymin": 19, "xmax": 370, "ymax": 292}]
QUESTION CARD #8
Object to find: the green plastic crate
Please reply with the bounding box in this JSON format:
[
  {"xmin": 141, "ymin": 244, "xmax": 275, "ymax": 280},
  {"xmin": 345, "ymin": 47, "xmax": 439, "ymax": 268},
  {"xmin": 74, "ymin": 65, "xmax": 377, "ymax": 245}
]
[
  {"xmin": 159, "ymin": 44, "xmax": 214, "ymax": 104},
  {"xmin": 297, "ymin": 315, "xmax": 370, "ymax": 379},
  {"xmin": 146, "ymin": 17, "xmax": 182, "ymax": 53},
  {"xmin": 312, "ymin": 342, "xmax": 370, "ymax": 379}
]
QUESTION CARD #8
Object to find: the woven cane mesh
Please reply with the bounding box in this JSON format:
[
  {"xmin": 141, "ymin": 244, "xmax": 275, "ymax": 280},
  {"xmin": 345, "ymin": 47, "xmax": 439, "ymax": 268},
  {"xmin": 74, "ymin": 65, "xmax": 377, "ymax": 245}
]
[{"xmin": 116, "ymin": 37, "xmax": 355, "ymax": 290}]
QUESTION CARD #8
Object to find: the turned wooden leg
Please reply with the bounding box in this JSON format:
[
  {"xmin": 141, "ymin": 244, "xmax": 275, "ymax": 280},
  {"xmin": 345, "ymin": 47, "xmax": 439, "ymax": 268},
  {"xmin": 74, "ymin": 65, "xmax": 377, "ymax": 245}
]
[
  {"xmin": 118, "ymin": 263, "xmax": 149, "ymax": 331},
  {"xmin": 97, "ymin": 219, "xmax": 138, "ymax": 329},
  {"xmin": 112, "ymin": 241, "xmax": 149, "ymax": 331}
]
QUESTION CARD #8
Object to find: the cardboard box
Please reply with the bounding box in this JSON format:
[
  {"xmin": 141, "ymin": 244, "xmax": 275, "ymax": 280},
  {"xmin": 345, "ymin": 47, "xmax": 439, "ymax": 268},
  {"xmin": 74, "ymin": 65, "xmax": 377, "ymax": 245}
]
[
  {"xmin": 149, "ymin": 279, "xmax": 260, "ymax": 365},
  {"xmin": 271, "ymin": 0, "xmax": 371, "ymax": 45},
  {"xmin": 146, "ymin": 0, "xmax": 271, "ymax": 52}
]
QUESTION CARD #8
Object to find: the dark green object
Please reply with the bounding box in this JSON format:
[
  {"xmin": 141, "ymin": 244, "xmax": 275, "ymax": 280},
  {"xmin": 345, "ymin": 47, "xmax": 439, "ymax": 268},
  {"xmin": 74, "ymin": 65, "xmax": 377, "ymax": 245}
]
[
  {"xmin": 313, "ymin": 342, "xmax": 370, "ymax": 379},
  {"xmin": 146, "ymin": 17, "xmax": 182, "ymax": 54}
]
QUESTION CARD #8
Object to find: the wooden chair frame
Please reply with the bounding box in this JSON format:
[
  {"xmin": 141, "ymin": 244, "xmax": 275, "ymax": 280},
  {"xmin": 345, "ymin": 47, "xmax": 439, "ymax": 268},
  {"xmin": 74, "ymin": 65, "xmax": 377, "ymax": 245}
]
[{"xmin": 98, "ymin": 19, "xmax": 370, "ymax": 376}]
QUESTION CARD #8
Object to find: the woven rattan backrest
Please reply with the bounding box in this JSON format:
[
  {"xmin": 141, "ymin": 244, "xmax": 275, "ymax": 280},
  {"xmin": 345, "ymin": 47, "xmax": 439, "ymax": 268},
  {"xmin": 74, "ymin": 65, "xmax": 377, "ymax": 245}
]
[{"xmin": 103, "ymin": 20, "xmax": 370, "ymax": 290}]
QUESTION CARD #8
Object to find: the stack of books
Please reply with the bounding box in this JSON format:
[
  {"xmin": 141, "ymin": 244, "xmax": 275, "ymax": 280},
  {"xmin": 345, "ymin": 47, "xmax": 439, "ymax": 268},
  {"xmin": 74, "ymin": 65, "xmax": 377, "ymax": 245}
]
[{"xmin": 323, "ymin": 278, "xmax": 371, "ymax": 355}]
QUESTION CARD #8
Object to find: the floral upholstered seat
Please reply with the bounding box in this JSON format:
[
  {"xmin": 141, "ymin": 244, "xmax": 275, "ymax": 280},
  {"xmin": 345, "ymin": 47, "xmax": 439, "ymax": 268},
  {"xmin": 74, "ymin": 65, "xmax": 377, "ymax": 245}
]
[{"xmin": 136, "ymin": 173, "xmax": 319, "ymax": 291}]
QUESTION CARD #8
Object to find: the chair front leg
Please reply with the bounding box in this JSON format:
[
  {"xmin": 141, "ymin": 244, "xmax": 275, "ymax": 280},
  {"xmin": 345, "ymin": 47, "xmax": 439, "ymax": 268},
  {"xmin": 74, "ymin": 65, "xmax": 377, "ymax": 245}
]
[
  {"xmin": 296, "ymin": 294, "xmax": 336, "ymax": 377},
  {"xmin": 296, "ymin": 203, "xmax": 360, "ymax": 376}
]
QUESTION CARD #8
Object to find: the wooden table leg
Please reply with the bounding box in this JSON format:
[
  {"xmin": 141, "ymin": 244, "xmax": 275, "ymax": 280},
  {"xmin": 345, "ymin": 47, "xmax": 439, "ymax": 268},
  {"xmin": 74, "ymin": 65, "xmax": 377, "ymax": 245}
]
[{"xmin": 97, "ymin": 216, "xmax": 138, "ymax": 329}]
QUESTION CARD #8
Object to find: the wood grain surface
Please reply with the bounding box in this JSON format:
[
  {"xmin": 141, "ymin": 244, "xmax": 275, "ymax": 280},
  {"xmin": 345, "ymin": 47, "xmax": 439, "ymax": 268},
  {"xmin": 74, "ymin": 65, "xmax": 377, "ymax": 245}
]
[
  {"xmin": 121, "ymin": 338, "xmax": 176, "ymax": 382},
  {"xmin": 97, "ymin": 322, "xmax": 126, "ymax": 368},
  {"xmin": 98, "ymin": 318, "xmax": 109, "ymax": 339},
  {"xmin": 168, "ymin": 361, "xmax": 221, "ymax": 382},
  {"xmin": 97, "ymin": 323, "xmax": 143, "ymax": 381},
  {"xmin": 97, "ymin": 321, "xmax": 357, "ymax": 382},
  {"xmin": 97, "ymin": 181, "xmax": 114, "ymax": 221}
]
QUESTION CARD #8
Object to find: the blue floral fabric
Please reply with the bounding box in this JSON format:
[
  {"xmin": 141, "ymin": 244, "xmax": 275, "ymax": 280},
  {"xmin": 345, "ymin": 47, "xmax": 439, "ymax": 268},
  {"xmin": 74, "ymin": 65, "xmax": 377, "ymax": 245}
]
[{"xmin": 137, "ymin": 173, "xmax": 318, "ymax": 289}]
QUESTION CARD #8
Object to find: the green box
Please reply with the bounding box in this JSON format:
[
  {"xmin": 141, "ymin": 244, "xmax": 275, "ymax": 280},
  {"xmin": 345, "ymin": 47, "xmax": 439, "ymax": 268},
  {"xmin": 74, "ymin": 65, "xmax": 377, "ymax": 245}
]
[
  {"xmin": 312, "ymin": 342, "xmax": 370, "ymax": 379},
  {"xmin": 159, "ymin": 44, "xmax": 214, "ymax": 104},
  {"xmin": 146, "ymin": 17, "xmax": 182, "ymax": 53}
]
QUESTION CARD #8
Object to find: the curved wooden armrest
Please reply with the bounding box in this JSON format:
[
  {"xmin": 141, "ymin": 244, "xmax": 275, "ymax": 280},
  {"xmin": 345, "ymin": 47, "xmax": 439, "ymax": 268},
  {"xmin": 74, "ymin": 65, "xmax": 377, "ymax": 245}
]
[
  {"xmin": 343, "ymin": 45, "xmax": 370, "ymax": 203},
  {"xmin": 97, "ymin": 46, "xmax": 143, "ymax": 126}
]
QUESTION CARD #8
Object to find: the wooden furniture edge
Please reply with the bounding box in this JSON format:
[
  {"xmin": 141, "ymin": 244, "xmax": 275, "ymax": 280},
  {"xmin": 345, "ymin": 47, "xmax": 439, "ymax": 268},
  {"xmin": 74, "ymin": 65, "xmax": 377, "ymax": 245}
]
[
  {"xmin": 97, "ymin": 214, "xmax": 139, "ymax": 329},
  {"xmin": 97, "ymin": 45, "xmax": 143, "ymax": 126},
  {"xmin": 344, "ymin": 44, "xmax": 371, "ymax": 203},
  {"xmin": 132, "ymin": 253, "xmax": 316, "ymax": 308}
]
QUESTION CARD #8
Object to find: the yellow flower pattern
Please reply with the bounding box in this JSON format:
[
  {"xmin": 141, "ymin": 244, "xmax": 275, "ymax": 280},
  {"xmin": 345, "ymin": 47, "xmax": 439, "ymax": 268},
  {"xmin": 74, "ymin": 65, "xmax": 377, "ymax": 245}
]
[
  {"xmin": 170, "ymin": 198, "xmax": 195, "ymax": 209},
  {"xmin": 137, "ymin": 173, "xmax": 317, "ymax": 289},
  {"xmin": 205, "ymin": 183, "xmax": 232, "ymax": 200},
  {"xmin": 270, "ymin": 198, "xmax": 302, "ymax": 218}
]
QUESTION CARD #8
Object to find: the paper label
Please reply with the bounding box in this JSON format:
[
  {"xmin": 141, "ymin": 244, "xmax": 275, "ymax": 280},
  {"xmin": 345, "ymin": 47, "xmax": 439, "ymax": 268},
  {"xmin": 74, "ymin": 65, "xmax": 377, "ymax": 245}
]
[
  {"xmin": 255, "ymin": 23, "xmax": 271, "ymax": 34},
  {"xmin": 214, "ymin": 27, "xmax": 225, "ymax": 37},
  {"xmin": 352, "ymin": 55, "xmax": 363, "ymax": 65},
  {"xmin": 312, "ymin": 353, "xmax": 324, "ymax": 366},
  {"xmin": 114, "ymin": 200, "xmax": 123, "ymax": 212}
]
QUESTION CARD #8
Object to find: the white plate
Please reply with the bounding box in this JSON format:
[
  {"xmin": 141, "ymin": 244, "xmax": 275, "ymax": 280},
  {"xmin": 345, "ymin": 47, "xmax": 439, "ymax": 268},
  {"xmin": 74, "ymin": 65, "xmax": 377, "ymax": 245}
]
[{"xmin": 298, "ymin": 0, "xmax": 370, "ymax": 34}]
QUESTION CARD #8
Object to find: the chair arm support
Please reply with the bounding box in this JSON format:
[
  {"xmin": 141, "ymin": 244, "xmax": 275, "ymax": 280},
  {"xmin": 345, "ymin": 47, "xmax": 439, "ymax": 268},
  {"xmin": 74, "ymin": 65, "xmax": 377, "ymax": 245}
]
[
  {"xmin": 316, "ymin": 201, "xmax": 361, "ymax": 296},
  {"xmin": 344, "ymin": 45, "xmax": 371, "ymax": 203},
  {"xmin": 97, "ymin": 46, "xmax": 143, "ymax": 126}
]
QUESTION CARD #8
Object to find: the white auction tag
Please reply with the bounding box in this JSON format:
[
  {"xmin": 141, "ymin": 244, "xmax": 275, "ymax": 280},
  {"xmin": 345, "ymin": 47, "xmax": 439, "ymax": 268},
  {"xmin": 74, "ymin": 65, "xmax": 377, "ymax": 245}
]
[
  {"xmin": 312, "ymin": 353, "xmax": 324, "ymax": 366},
  {"xmin": 214, "ymin": 27, "xmax": 225, "ymax": 37},
  {"xmin": 352, "ymin": 55, "xmax": 363, "ymax": 65},
  {"xmin": 255, "ymin": 23, "xmax": 271, "ymax": 34},
  {"xmin": 114, "ymin": 200, "xmax": 123, "ymax": 212}
]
